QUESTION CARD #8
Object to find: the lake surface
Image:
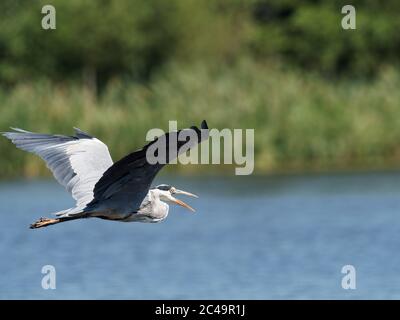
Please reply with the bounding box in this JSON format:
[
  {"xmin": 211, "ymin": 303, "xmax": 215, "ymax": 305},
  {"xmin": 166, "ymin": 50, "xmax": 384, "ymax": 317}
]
[{"xmin": 1, "ymin": 172, "xmax": 400, "ymax": 299}]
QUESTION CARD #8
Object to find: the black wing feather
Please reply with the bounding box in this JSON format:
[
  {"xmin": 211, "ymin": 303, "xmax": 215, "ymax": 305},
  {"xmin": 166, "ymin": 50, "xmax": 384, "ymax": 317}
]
[{"xmin": 88, "ymin": 120, "xmax": 208, "ymax": 211}]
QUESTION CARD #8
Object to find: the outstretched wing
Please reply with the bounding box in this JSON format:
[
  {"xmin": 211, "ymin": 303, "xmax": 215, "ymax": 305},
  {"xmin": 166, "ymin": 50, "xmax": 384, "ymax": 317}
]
[
  {"xmin": 87, "ymin": 120, "xmax": 209, "ymax": 213},
  {"xmin": 2, "ymin": 128, "xmax": 113, "ymax": 207}
]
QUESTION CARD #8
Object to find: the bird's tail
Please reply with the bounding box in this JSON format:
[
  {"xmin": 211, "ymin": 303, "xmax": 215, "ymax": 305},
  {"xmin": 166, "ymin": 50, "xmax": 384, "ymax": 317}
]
[{"xmin": 53, "ymin": 206, "xmax": 85, "ymax": 218}]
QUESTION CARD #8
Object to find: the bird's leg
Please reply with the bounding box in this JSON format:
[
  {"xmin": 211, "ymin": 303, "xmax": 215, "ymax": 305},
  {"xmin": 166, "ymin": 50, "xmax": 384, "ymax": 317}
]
[{"xmin": 30, "ymin": 217, "xmax": 60, "ymax": 229}]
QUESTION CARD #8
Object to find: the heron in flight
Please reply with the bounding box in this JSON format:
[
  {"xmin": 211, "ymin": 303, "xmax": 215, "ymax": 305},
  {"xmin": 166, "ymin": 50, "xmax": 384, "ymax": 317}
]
[{"xmin": 2, "ymin": 120, "xmax": 209, "ymax": 229}]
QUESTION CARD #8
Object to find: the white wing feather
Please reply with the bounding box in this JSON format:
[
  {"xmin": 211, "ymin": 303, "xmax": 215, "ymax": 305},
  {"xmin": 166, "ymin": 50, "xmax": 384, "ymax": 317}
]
[{"xmin": 2, "ymin": 128, "xmax": 113, "ymax": 207}]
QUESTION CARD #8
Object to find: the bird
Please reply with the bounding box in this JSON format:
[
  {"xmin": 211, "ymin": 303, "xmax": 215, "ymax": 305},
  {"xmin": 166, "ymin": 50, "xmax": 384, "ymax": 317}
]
[{"xmin": 2, "ymin": 120, "xmax": 209, "ymax": 229}]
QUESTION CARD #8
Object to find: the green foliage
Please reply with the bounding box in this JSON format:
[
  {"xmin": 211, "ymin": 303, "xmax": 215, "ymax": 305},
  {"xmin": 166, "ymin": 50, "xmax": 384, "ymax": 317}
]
[
  {"xmin": 1, "ymin": 1, "xmax": 400, "ymax": 176},
  {"xmin": 250, "ymin": 0, "xmax": 400, "ymax": 76},
  {"xmin": 0, "ymin": 0, "xmax": 181, "ymax": 87},
  {"xmin": 1, "ymin": 0, "xmax": 400, "ymax": 86},
  {"xmin": 2, "ymin": 61, "xmax": 400, "ymax": 177}
]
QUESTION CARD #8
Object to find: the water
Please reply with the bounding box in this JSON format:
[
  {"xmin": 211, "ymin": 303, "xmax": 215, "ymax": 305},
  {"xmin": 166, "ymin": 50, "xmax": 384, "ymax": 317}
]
[{"xmin": 1, "ymin": 172, "xmax": 400, "ymax": 299}]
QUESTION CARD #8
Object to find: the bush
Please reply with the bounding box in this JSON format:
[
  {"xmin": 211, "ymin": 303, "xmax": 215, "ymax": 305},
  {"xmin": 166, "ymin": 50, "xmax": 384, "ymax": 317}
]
[
  {"xmin": 250, "ymin": 0, "xmax": 400, "ymax": 77},
  {"xmin": 1, "ymin": 0, "xmax": 400, "ymax": 89}
]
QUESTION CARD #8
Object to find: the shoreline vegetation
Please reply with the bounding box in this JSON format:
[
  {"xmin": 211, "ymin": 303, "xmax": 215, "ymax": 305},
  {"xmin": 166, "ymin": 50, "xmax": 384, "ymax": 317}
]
[
  {"xmin": 2, "ymin": 60, "xmax": 400, "ymax": 178},
  {"xmin": 2, "ymin": 1, "xmax": 400, "ymax": 178}
]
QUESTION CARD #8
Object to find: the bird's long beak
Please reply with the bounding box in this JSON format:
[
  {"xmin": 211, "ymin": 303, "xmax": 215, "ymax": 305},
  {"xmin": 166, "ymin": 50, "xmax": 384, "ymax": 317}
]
[
  {"xmin": 171, "ymin": 196, "xmax": 196, "ymax": 212},
  {"xmin": 173, "ymin": 189, "xmax": 199, "ymax": 198}
]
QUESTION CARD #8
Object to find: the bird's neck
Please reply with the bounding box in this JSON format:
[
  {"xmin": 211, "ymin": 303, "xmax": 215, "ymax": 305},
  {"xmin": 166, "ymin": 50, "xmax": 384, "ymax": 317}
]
[{"xmin": 149, "ymin": 190, "xmax": 169, "ymax": 219}]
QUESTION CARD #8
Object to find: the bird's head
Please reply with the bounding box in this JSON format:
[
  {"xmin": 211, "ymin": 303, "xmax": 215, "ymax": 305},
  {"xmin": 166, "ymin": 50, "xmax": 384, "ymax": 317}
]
[{"xmin": 154, "ymin": 184, "xmax": 198, "ymax": 212}]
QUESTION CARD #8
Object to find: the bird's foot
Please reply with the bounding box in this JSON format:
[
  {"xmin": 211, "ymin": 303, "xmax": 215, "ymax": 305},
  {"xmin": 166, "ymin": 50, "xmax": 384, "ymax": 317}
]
[{"xmin": 30, "ymin": 217, "xmax": 60, "ymax": 229}]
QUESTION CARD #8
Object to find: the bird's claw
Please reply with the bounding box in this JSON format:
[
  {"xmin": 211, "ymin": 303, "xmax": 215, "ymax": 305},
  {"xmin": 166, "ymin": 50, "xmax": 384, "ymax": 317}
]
[{"xmin": 30, "ymin": 217, "xmax": 59, "ymax": 229}]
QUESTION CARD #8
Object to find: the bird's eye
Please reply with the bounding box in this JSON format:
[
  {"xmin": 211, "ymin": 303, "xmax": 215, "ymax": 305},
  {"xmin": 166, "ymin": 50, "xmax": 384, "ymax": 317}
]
[{"xmin": 170, "ymin": 187, "xmax": 176, "ymax": 193}]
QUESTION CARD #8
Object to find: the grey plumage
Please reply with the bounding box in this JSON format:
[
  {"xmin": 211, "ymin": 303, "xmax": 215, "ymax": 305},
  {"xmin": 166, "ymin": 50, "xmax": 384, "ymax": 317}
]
[{"xmin": 2, "ymin": 121, "xmax": 209, "ymax": 228}]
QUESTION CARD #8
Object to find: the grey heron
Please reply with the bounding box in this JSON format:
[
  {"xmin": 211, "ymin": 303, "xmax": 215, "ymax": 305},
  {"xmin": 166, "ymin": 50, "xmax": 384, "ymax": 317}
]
[{"xmin": 2, "ymin": 120, "xmax": 209, "ymax": 229}]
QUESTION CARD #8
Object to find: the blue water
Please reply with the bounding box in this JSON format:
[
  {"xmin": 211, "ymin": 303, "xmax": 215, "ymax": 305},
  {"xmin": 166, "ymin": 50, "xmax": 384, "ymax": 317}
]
[{"xmin": 1, "ymin": 172, "xmax": 400, "ymax": 299}]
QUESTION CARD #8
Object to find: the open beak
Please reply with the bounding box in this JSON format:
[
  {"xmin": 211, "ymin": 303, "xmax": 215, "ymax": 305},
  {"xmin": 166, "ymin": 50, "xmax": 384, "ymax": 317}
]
[
  {"xmin": 173, "ymin": 189, "xmax": 198, "ymax": 198},
  {"xmin": 171, "ymin": 197, "xmax": 195, "ymax": 212}
]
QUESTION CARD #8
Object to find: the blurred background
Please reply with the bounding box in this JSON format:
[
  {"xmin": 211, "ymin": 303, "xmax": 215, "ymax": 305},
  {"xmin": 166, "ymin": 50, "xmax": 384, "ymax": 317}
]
[{"xmin": 1, "ymin": 0, "xmax": 400, "ymax": 299}]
